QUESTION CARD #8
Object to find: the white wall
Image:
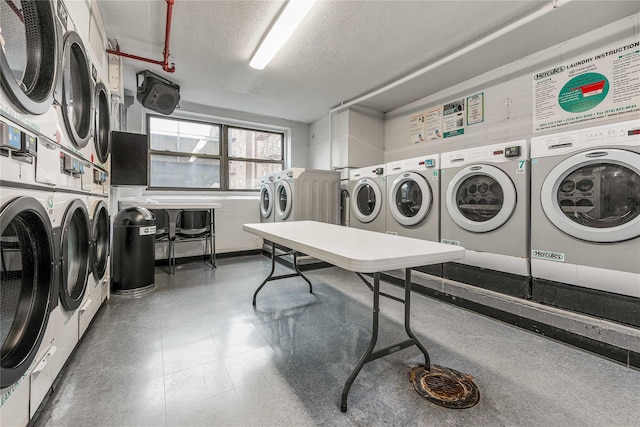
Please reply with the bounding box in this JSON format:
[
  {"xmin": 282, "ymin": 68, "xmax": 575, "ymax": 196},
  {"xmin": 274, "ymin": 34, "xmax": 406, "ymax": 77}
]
[{"xmin": 383, "ymin": 13, "xmax": 640, "ymax": 161}]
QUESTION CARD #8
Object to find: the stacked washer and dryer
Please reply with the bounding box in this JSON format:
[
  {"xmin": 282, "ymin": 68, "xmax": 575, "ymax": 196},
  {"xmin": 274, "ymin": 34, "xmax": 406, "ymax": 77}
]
[
  {"xmin": 530, "ymin": 120, "xmax": 639, "ymax": 326},
  {"xmin": 0, "ymin": 0, "xmax": 113, "ymax": 425}
]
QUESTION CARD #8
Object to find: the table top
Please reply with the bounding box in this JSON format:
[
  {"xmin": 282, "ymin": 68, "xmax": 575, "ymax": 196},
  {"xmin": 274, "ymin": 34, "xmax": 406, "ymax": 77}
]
[
  {"xmin": 125, "ymin": 201, "xmax": 222, "ymax": 210},
  {"xmin": 243, "ymin": 221, "xmax": 465, "ymax": 273}
]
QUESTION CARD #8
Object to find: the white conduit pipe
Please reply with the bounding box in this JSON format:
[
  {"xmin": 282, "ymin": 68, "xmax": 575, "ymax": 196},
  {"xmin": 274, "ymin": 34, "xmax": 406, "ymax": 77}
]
[{"xmin": 329, "ymin": 0, "xmax": 572, "ymax": 114}]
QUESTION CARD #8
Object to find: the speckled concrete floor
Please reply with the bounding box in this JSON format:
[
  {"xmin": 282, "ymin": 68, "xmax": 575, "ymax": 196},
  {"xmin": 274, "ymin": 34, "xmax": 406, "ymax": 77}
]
[{"xmin": 33, "ymin": 255, "xmax": 640, "ymax": 426}]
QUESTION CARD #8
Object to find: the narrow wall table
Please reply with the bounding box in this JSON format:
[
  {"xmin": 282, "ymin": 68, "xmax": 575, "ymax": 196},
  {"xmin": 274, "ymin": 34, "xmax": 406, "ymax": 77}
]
[
  {"xmin": 125, "ymin": 201, "xmax": 221, "ymax": 273},
  {"xmin": 243, "ymin": 220, "xmax": 465, "ymax": 412}
]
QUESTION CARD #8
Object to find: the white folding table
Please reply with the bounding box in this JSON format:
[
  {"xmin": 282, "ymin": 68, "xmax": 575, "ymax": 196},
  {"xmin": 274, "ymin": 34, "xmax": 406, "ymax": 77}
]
[
  {"xmin": 243, "ymin": 220, "xmax": 465, "ymax": 412},
  {"xmin": 125, "ymin": 201, "xmax": 221, "ymax": 273}
]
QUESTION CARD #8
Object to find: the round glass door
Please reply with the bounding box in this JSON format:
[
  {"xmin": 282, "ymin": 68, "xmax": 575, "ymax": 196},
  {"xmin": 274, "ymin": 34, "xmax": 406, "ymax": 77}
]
[
  {"xmin": 59, "ymin": 199, "xmax": 89, "ymax": 311},
  {"xmin": 91, "ymin": 202, "xmax": 109, "ymax": 281},
  {"xmin": 0, "ymin": 196, "xmax": 55, "ymax": 388},
  {"xmin": 446, "ymin": 164, "xmax": 517, "ymax": 233},
  {"xmin": 276, "ymin": 181, "xmax": 292, "ymax": 220},
  {"xmin": 351, "ymin": 178, "xmax": 382, "ymax": 224},
  {"xmin": 541, "ymin": 149, "xmax": 640, "ymax": 242},
  {"xmin": 388, "ymin": 172, "xmax": 432, "ymax": 226},
  {"xmin": 94, "ymin": 82, "xmax": 111, "ymax": 164},
  {"xmin": 260, "ymin": 184, "xmax": 273, "ymax": 218},
  {"xmin": 0, "ymin": 0, "xmax": 58, "ymax": 115},
  {"xmin": 61, "ymin": 31, "xmax": 92, "ymax": 149}
]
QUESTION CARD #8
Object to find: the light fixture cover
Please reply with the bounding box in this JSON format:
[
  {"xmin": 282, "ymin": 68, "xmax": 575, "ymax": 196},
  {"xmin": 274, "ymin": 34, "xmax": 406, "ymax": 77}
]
[{"xmin": 250, "ymin": 0, "xmax": 316, "ymax": 70}]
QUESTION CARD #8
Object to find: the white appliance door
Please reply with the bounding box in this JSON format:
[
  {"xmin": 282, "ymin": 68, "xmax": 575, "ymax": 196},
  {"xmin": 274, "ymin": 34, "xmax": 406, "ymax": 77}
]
[
  {"xmin": 446, "ymin": 164, "xmax": 517, "ymax": 233},
  {"xmin": 541, "ymin": 148, "xmax": 640, "ymax": 242},
  {"xmin": 259, "ymin": 183, "xmax": 273, "ymax": 219},
  {"xmin": 276, "ymin": 180, "xmax": 292, "ymax": 220},
  {"xmin": 388, "ymin": 172, "xmax": 432, "ymax": 226},
  {"xmin": 352, "ymin": 178, "xmax": 382, "ymax": 224}
]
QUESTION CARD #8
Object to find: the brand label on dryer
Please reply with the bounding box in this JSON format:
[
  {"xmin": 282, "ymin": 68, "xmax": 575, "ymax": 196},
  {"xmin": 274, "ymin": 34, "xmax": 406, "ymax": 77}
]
[
  {"xmin": 140, "ymin": 226, "xmax": 156, "ymax": 236},
  {"xmin": 531, "ymin": 249, "xmax": 565, "ymax": 262},
  {"xmin": 441, "ymin": 239, "xmax": 460, "ymax": 246}
]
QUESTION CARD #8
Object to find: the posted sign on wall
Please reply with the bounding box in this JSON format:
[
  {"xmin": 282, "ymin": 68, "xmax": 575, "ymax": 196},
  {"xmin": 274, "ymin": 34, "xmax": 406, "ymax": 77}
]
[{"xmin": 533, "ymin": 38, "xmax": 639, "ymax": 132}]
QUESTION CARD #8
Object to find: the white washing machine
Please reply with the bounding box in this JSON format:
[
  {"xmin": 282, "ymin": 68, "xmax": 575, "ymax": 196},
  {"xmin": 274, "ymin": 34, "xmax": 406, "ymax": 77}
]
[
  {"xmin": 440, "ymin": 140, "xmax": 530, "ymax": 298},
  {"xmin": 0, "ymin": 121, "xmax": 58, "ymax": 425},
  {"xmin": 47, "ymin": 189, "xmax": 90, "ymax": 382},
  {"xmin": 530, "ymin": 120, "xmax": 640, "ymax": 326},
  {"xmin": 259, "ymin": 173, "xmax": 276, "ymax": 223},
  {"xmin": 78, "ymin": 164, "xmax": 109, "ymax": 337},
  {"xmin": 385, "ymin": 155, "xmax": 442, "ymax": 276},
  {"xmin": 274, "ymin": 168, "xmax": 340, "ymax": 223},
  {"xmin": 90, "ymin": 81, "xmax": 112, "ymax": 168},
  {"xmin": 349, "ymin": 165, "xmax": 386, "ymax": 233},
  {"xmin": 0, "ymin": 0, "xmax": 61, "ymax": 148},
  {"xmin": 51, "ymin": 0, "xmax": 94, "ymax": 161},
  {"xmin": 0, "ymin": 118, "xmax": 58, "ymax": 424}
]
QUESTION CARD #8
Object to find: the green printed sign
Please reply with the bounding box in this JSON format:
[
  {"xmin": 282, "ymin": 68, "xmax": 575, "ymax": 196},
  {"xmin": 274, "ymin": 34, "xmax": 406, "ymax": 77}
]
[{"xmin": 558, "ymin": 73, "xmax": 609, "ymax": 113}]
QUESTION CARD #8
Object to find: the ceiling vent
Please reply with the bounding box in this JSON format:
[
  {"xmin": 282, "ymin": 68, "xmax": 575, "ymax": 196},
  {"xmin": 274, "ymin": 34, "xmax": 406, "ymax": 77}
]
[{"xmin": 136, "ymin": 70, "xmax": 180, "ymax": 115}]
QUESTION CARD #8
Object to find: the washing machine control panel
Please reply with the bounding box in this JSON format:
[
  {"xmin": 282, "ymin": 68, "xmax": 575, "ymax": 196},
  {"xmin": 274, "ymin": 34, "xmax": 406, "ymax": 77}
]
[
  {"xmin": 93, "ymin": 169, "xmax": 108, "ymax": 184},
  {"xmin": 0, "ymin": 121, "xmax": 37, "ymax": 157},
  {"xmin": 61, "ymin": 152, "xmax": 85, "ymax": 176},
  {"xmin": 504, "ymin": 146, "xmax": 521, "ymax": 158}
]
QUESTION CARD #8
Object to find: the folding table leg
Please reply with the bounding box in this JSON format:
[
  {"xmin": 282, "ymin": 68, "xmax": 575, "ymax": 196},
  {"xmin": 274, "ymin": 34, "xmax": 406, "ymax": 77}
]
[
  {"xmin": 341, "ymin": 272, "xmax": 381, "ymax": 412},
  {"xmin": 340, "ymin": 268, "xmax": 431, "ymax": 412},
  {"xmin": 252, "ymin": 242, "xmax": 314, "ymax": 306}
]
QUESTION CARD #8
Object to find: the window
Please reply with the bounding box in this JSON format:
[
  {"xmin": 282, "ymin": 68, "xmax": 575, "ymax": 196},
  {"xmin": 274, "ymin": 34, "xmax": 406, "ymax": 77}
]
[{"xmin": 148, "ymin": 116, "xmax": 284, "ymax": 190}]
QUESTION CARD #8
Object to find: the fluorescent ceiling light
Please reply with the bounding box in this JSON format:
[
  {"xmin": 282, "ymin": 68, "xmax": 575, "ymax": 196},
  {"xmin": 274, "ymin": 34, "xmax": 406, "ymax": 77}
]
[{"xmin": 250, "ymin": 0, "xmax": 316, "ymax": 70}]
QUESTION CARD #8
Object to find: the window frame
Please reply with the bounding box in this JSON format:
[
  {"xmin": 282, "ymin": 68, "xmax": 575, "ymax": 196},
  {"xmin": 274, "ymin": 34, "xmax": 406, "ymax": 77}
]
[{"xmin": 146, "ymin": 114, "xmax": 285, "ymax": 191}]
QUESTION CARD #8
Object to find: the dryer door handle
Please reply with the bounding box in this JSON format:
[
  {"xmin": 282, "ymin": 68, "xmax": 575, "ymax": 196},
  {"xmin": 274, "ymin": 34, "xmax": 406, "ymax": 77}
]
[{"xmin": 585, "ymin": 151, "xmax": 608, "ymax": 158}]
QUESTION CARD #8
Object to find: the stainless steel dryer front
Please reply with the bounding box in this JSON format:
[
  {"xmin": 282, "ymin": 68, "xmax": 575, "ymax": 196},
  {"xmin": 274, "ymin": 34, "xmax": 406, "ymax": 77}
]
[
  {"xmin": 440, "ymin": 140, "xmax": 530, "ymax": 297},
  {"xmin": 530, "ymin": 120, "xmax": 639, "ymax": 326}
]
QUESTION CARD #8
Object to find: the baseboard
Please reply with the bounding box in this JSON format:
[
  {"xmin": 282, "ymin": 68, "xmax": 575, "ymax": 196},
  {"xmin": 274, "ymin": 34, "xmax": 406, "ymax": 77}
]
[
  {"xmin": 443, "ymin": 262, "xmax": 531, "ymax": 298},
  {"xmin": 379, "ymin": 272, "xmax": 640, "ymax": 369},
  {"xmin": 531, "ymin": 278, "xmax": 640, "ymax": 328}
]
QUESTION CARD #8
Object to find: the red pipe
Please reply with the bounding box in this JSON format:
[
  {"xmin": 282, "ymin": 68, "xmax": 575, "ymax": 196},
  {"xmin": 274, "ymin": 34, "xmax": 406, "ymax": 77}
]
[{"xmin": 106, "ymin": 0, "xmax": 176, "ymax": 73}]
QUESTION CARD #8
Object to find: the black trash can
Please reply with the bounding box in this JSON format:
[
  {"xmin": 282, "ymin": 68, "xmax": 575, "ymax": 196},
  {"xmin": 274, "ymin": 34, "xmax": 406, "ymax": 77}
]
[{"xmin": 112, "ymin": 207, "xmax": 156, "ymax": 295}]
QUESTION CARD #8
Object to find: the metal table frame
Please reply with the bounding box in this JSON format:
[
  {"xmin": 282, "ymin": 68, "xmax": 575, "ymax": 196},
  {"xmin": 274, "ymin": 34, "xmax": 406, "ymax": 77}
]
[
  {"xmin": 254, "ymin": 241, "xmax": 430, "ymax": 412},
  {"xmin": 120, "ymin": 201, "xmax": 220, "ymax": 274}
]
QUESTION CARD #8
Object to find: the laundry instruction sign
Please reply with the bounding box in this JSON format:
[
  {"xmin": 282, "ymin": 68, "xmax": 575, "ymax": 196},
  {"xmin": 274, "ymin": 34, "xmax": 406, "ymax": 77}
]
[{"xmin": 532, "ymin": 37, "xmax": 640, "ymax": 132}]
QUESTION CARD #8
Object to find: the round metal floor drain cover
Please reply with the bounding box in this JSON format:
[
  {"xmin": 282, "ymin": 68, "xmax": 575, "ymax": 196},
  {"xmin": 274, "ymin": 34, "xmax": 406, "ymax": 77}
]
[{"xmin": 410, "ymin": 364, "xmax": 480, "ymax": 409}]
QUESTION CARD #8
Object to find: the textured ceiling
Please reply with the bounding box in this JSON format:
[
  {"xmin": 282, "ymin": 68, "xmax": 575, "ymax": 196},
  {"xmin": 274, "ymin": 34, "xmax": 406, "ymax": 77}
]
[{"xmin": 97, "ymin": 0, "xmax": 640, "ymax": 124}]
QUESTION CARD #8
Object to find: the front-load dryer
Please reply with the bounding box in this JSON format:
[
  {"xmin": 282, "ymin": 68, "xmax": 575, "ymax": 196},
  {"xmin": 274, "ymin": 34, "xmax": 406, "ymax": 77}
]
[
  {"xmin": 48, "ymin": 190, "xmax": 90, "ymax": 382},
  {"xmin": 90, "ymin": 81, "xmax": 111, "ymax": 168},
  {"xmin": 0, "ymin": 188, "xmax": 57, "ymax": 426},
  {"xmin": 54, "ymin": 29, "xmax": 94, "ymax": 160},
  {"xmin": 0, "ymin": 0, "xmax": 62, "ymax": 149},
  {"xmin": 349, "ymin": 165, "xmax": 386, "ymax": 233},
  {"xmin": 440, "ymin": 140, "xmax": 530, "ymax": 298},
  {"xmin": 259, "ymin": 173, "xmax": 276, "ymax": 223},
  {"xmin": 530, "ymin": 120, "xmax": 640, "ymax": 326},
  {"xmin": 79, "ymin": 194, "xmax": 109, "ymax": 338},
  {"xmin": 385, "ymin": 155, "xmax": 441, "ymax": 276},
  {"xmin": 274, "ymin": 168, "xmax": 340, "ymax": 223}
]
